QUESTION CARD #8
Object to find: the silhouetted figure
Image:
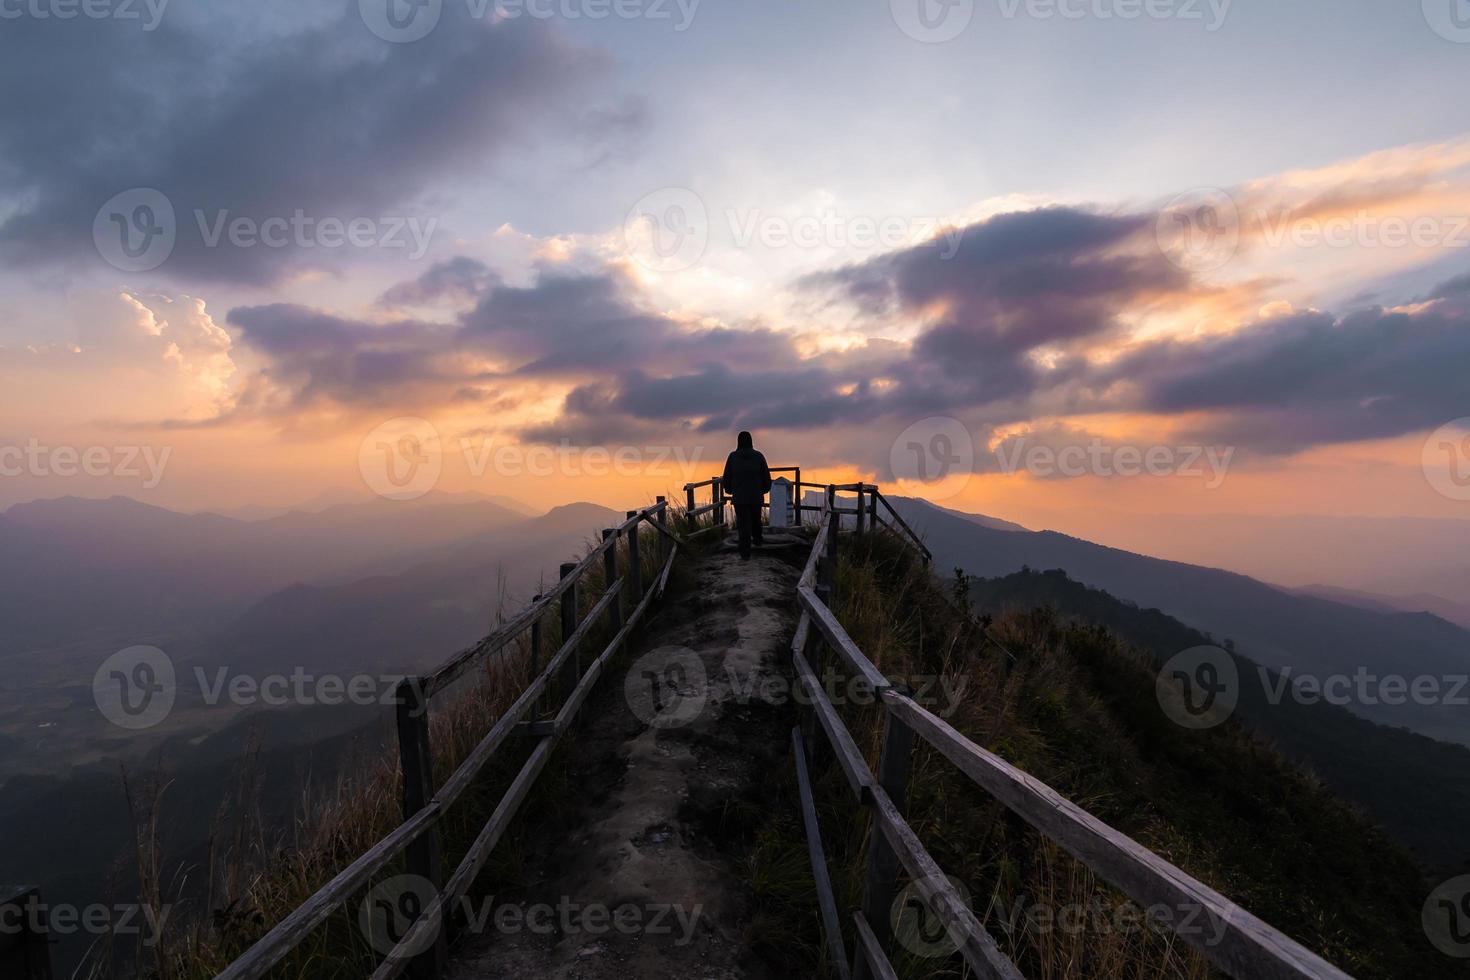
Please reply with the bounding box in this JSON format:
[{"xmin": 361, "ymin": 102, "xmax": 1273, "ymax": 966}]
[{"xmin": 722, "ymin": 430, "xmax": 772, "ymax": 560}]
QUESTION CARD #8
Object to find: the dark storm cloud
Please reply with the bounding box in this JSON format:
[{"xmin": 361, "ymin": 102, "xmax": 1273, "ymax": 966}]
[
  {"xmin": 806, "ymin": 207, "xmax": 1189, "ymax": 362},
  {"xmin": 0, "ymin": 9, "xmax": 613, "ymax": 282},
  {"xmin": 458, "ymin": 272, "xmax": 799, "ymax": 374},
  {"xmin": 226, "ymin": 303, "xmax": 456, "ymax": 408},
  {"xmin": 1105, "ymin": 302, "xmax": 1470, "ymax": 453},
  {"xmin": 1430, "ymin": 271, "xmax": 1470, "ymax": 299},
  {"xmin": 225, "ymin": 209, "xmax": 1470, "ymax": 461}
]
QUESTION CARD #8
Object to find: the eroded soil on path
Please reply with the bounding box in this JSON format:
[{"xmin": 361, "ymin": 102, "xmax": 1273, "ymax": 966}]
[{"xmin": 446, "ymin": 530, "xmax": 807, "ymax": 980}]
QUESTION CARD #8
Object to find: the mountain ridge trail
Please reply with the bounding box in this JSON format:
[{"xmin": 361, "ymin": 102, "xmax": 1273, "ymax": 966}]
[{"xmin": 446, "ymin": 527, "xmax": 808, "ymax": 979}]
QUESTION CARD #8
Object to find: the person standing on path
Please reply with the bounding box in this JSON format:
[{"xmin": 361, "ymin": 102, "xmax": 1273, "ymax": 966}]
[{"xmin": 721, "ymin": 430, "xmax": 772, "ymax": 560}]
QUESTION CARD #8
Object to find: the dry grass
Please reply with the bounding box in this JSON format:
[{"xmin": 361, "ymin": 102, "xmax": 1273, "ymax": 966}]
[
  {"xmin": 749, "ymin": 527, "xmax": 1439, "ymax": 979},
  {"xmin": 87, "ymin": 511, "xmax": 700, "ymax": 980}
]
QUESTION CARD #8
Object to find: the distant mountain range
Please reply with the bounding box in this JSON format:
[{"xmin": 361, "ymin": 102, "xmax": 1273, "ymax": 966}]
[
  {"xmin": 0, "ymin": 491, "xmax": 558, "ymax": 657},
  {"xmin": 969, "ymin": 567, "xmax": 1470, "ymax": 874},
  {"xmin": 887, "ymin": 497, "xmax": 1470, "ymax": 747}
]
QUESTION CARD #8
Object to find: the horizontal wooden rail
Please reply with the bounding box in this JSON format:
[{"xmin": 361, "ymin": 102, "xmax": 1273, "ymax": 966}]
[
  {"xmin": 792, "ymin": 640, "xmax": 871, "ymax": 800},
  {"xmin": 880, "ymin": 690, "xmax": 1353, "ymax": 980},
  {"xmin": 871, "ymin": 490, "xmax": 931, "ymax": 564},
  {"xmin": 793, "ymin": 726, "xmax": 851, "ymax": 980},
  {"xmin": 433, "ymin": 579, "xmax": 622, "ymax": 808},
  {"xmin": 214, "ymin": 805, "xmax": 443, "ymax": 980},
  {"xmin": 797, "ymin": 585, "xmax": 890, "ymax": 693},
  {"xmin": 427, "ymin": 501, "xmax": 667, "ymax": 696},
  {"xmin": 218, "ymin": 501, "xmax": 674, "ymax": 980},
  {"xmin": 851, "ymin": 913, "xmax": 899, "ymax": 980},
  {"xmin": 370, "ymin": 545, "xmax": 679, "ymax": 979},
  {"xmin": 788, "ymin": 485, "xmax": 1354, "ymax": 980}
]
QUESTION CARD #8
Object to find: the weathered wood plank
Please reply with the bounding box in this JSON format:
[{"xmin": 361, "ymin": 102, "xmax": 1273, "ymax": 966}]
[
  {"xmin": 434, "ymin": 580, "xmax": 621, "ymax": 810},
  {"xmin": 799, "ymin": 520, "xmax": 829, "ymax": 592},
  {"xmin": 425, "ymin": 502, "xmax": 666, "ymax": 696},
  {"xmin": 851, "ymin": 913, "xmax": 899, "ymax": 980},
  {"xmin": 791, "ymin": 647, "xmax": 871, "ymax": 800},
  {"xmin": 855, "ymin": 713, "xmax": 913, "ymax": 980},
  {"xmin": 213, "ymin": 804, "xmax": 442, "ymax": 980},
  {"xmin": 394, "ymin": 679, "xmax": 446, "ymax": 978},
  {"xmin": 792, "ymin": 727, "xmax": 852, "ymax": 980},
  {"xmin": 865, "ymin": 778, "xmax": 1023, "ymax": 980},
  {"xmin": 796, "ymin": 585, "xmax": 890, "ymax": 693},
  {"xmin": 871, "ymin": 491, "xmax": 931, "ymax": 564},
  {"xmin": 369, "ymin": 736, "xmax": 559, "ymax": 980},
  {"xmin": 881, "ymin": 690, "xmax": 1355, "ymax": 980}
]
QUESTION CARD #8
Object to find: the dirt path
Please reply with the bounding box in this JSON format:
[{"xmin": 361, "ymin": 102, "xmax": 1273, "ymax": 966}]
[{"xmin": 446, "ymin": 528, "xmax": 808, "ymax": 980}]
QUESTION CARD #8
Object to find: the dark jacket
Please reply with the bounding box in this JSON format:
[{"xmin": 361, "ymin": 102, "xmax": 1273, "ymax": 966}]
[{"xmin": 722, "ymin": 447, "xmax": 772, "ymax": 505}]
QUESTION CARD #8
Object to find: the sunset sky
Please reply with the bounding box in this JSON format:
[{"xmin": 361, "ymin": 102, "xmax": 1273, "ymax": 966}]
[{"xmin": 2, "ymin": 0, "xmax": 1469, "ymax": 538}]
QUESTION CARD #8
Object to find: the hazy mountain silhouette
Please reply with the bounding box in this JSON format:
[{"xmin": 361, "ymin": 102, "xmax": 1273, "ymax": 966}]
[
  {"xmin": 970, "ymin": 567, "xmax": 1470, "ymax": 872},
  {"xmin": 890, "ymin": 496, "xmax": 1470, "ymax": 746}
]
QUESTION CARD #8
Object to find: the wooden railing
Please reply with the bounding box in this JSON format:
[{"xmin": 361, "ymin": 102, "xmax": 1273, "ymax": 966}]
[
  {"xmin": 788, "ymin": 486, "xmax": 1352, "ymax": 980},
  {"xmin": 214, "ymin": 498, "xmax": 680, "ymax": 980}
]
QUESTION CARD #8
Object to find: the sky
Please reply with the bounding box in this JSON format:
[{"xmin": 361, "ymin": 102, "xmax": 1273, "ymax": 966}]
[{"xmin": 2, "ymin": 0, "xmax": 1470, "ymax": 539}]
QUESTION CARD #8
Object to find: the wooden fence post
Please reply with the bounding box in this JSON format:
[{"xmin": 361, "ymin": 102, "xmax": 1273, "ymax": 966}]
[
  {"xmin": 825, "ymin": 485, "xmax": 840, "ymax": 601},
  {"xmin": 655, "ymin": 497, "xmax": 668, "ymax": 564},
  {"xmin": 854, "ymin": 707, "xmax": 915, "ymax": 980},
  {"xmin": 626, "ymin": 512, "xmax": 643, "ymax": 600},
  {"xmin": 0, "ymin": 887, "xmax": 53, "ymax": 980},
  {"xmin": 600, "ymin": 532, "xmax": 622, "ymax": 637},
  {"xmin": 868, "ymin": 490, "xmax": 878, "ymax": 530},
  {"xmin": 795, "ymin": 466, "xmax": 803, "ymax": 522},
  {"xmin": 855, "ymin": 483, "xmax": 867, "ymax": 534},
  {"xmin": 712, "ymin": 478, "xmax": 724, "ymax": 525},
  {"xmin": 529, "ymin": 595, "xmax": 543, "ymax": 718},
  {"xmin": 395, "ymin": 677, "xmax": 447, "ymax": 979},
  {"xmin": 560, "ymin": 562, "xmax": 580, "ymax": 698},
  {"xmin": 685, "ymin": 485, "xmax": 697, "ymax": 530}
]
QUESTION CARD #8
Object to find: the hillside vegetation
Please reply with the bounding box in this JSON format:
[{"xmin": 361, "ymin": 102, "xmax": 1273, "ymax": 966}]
[{"xmin": 751, "ymin": 530, "xmax": 1450, "ymax": 979}]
